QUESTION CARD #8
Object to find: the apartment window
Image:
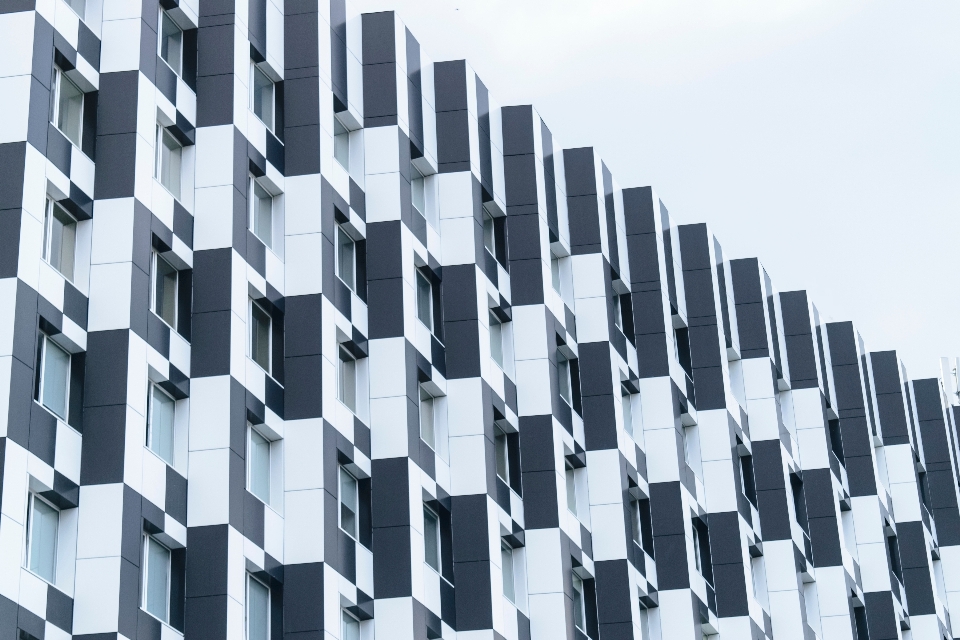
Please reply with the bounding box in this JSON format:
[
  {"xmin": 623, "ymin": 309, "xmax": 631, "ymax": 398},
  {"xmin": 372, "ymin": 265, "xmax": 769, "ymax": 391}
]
[
  {"xmin": 250, "ymin": 300, "xmax": 271, "ymax": 373},
  {"xmin": 147, "ymin": 384, "xmax": 176, "ymax": 465},
  {"xmin": 630, "ymin": 498, "xmax": 644, "ymax": 548},
  {"xmin": 249, "ymin": 176, "xmax": 273, "ymax": 249},
  {"xmin": 424, "ymin": 505, "xmax": 440, "ymax": 572},
  {"xmin": 158, "ymin": 10, "xmax": 183, "ymax": 76},
  {"xmin": 341, "ymin": 610, "xmax": 360, "ymax": 640},
  {"xmin": 572, "ymin": 574, "xmax": 586, "ymax": 632},
  {"xmin": 495, "ymin": 427, "xmax": 509, "ymax": 483},
  {"xmin": 558, "ymin": 354, "xmax": 572, "ymax": 406},
  {"xmin": 51, "ymin": 67, "xmax": 83, "ymax": 146},
  {"xmin": 25, "ymin": 493, "xmax": 59, "ymax": 583},
  {"xmin": 621, "ymin": 388, "xmax": 634, "ymax": 438},
  {"xmin": 335, "ymin": 225, "xmax": 356, "ymax": 291},
  {"xmin": 246, "ymin": 574, "xmax": 270, "ymax": 640},
  {"xmin": 152, "ymin": 252, "xmax": 178, "ymax": 327},
  {"xmin": 551, "ymin": 254, "xmax": 562, "ymax": 294},
  {"xmin": 565, "ymin": 462, "xmax": 578, "ymax": 516},
  {"xmin": 142, "ymin": 535, "xmax": 171, "ymax": 623},
  {"xmin": 490, "ymin": 313, "xmax": 504, "ymax": 368},
  {"xmin": 501, "ymin": 543, "xmax": 516, "ymax": 603},
  {"xmin": 37, "ymin": 334, "xmax": 70, "ymax": 420},
  {"xmin": 251, "ymin": 63, "xmax": 275, "ymax": 130},
  {"xmin": 416, "ymin": 270, "xmax": 433, "ymax": 332},
  {"xmin": 420, "ymin": 390, "xmax": 436, "ymax": 449},
  {"xmin": 334, "ymin": 115, "xmax": 350, "ymax": 170},
  {"xmin": 248, "ymin": 425, "xmax": 271, "ymax": 504},
  {"xmin": 42, "ymin": 199, "xmax": 77, "ymax": 281},
  {"xmin": 412, "ymin": 165, "xmax": 426, "ymax": 222},
  {"xmin": 154, "ymin": 125, "xmax": 182, "ymax": 199},
  {"xmin": 65, "ymin": 0, "xmax": 85, "ymax": 18},
  {"xmin": 612, "ymin": 294, "xmax": 623, "ymax": 331},
  {"xmin": 339, "ymin": 466, "xmax": 358, "ymax": 539},
  {"xmin": 338, "ymin": 347, "xmax": 357, "ymax": 412},
  {"xmin": 482, "ymin": 209, "xmax": 496, "ymax": 255},
  {"xmin": 739, "ymin": 454, "xmax": 757, "ymax": 507}
]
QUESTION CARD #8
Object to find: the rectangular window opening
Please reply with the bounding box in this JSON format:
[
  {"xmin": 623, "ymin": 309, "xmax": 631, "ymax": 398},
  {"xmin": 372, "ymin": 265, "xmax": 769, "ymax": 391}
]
[
  {"xmin": 158, "ymin": 10, "xmax": 183, "ymax": 76},
  {"xmin": 501, "ymin": 543, "xmax": 516, "ymax": 603},
  {"xmin": 338, "ymin": 347, "xmax": 357, "ymax": 413},
  {"xmin": 42, "ymin": 198, "xmax": 77, "ymax": 281},
  {"xmin": 250, "ymin": 300, "xmax": 272, "ymax": 373},
  {"xmin": 251, "ymin": 63, "xmax": 275, "ymax": 130},
  {"xmin": 155, "ymin": 125, "xmax": 182, "ymax": 199},
  {"xmin": 336, "ymin": 225, "xmax": 356, "ymax": 292},
  {"xmin": 38, "ymin": 335, "xmax": 70, "ymax": 421},
  {"xmin": 152, "ymin": 252, "xmax": 178, "ymax": 328},
  {"xmin": 339, "ymin": 466, "xmax": 358, "ymax": 539},
  {"xmin": 142, "ymin": 535, "xmax": 171, "ymax": 623},
  {"xmin": 249, "ymin": 176, "xmax": 273, "ymax": 249},
  {"xmin": 52, "ymin": 67, "xmax": 83, "ymax": 147},
  {"xmin": 424, "ymin": 505, "xmax": 440, "ymax": 572},
  {"xmin": 147, "ymin": 383, "xmax": 176, "ymax": 465},
  {"xmin": 246, "ymin": 574, "xmax": 270, "ymax": 640},
  {"xmin": 490, "ymin": 313, "xmax": 504, "ymax": 368},
  {"xmin": 26, "ymin": 493, "xmax": 59, "ymax": 584},
  {"xmin": 416, "ymin": 270, "xmax": 433, "ymax": 332},
  {"xmin": 334, "ymin": 115, "xmax": 350, "ymax": 170},
  {"xmin": 420, "ymin": 389, "xmax": 436, "ymax": 450},
  {"xmin": 248, "ymin": 425, "xmax": 271, "ymax": 504}
]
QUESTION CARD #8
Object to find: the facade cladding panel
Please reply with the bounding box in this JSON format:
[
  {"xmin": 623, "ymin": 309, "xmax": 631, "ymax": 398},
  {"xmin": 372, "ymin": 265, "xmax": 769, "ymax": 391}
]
[{"xmin": 2, "ymin": 2, "xmax": 960, "ymax": 640}]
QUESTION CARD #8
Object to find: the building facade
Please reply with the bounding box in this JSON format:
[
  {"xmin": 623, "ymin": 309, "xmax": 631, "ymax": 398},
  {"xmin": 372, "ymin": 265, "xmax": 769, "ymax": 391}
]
[{"xmin": 1, "ymin": 1, "xmax": 960, "ymax": 639}]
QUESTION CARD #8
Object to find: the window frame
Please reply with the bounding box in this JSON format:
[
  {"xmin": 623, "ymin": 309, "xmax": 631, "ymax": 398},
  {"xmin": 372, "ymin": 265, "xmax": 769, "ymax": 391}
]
[
  {"xmin": 337, "ymin": 346, "xmax": 357, "ymax": 413},
  {"xmin": 565, "ymin": 462, "xmax": 578, "ymax": 516},
  {"xmin": 572, "ymin": 573, "xmax": 586, "ymax": 632},
  {"xmin": 415, "ymin": 269, "xmax": 434, "ymax": 332},
  {"xmin": 558, "ymin": 355, "xmax": 572, "ymax": 406},
  {"xmin": 501, "ymin": 542, "xmax": 516, "ymax": 603},
  {"xmin": 154, "ymin": 124, "xmax": 183, "ymax": 200},
  {"xmin": 339, "ymin": 466, "xmax": 359, "ymax": 540},
  {"xmin": 550, "ymin": 253, "xmax": 562, "ymax": 294},
  {"xmin": 482, "ymin": 209, "xmax": 496, "ymax": 256},
  {"xmin": 246, "ymin": 573, "xmax": 271, "ymax": 640},
  {"xmin": 42, "ymin": 197, "xmax": 78, "ymax": 282},
  {"xmin": 489, "ymin": 313, "xmax": 504, "ymax": 369},
  {"xmin": 333, "ymin": 114, "xmax": 350, "ymax": 171},
  {"xmin": 248, "ymin": 424, "xmax": 272, "ymax": 505},
  {"xmin": 25, "ymin": 492, "xmax": 60, "ymax": 584},
  {"xmin": 621, "ymin": 387, "xmax": 634, "ymax": 439},
  {"xmin": 147, "ymin": 382, "xmax": 177, "ymax": 465},
  {"xmin": 141, "ymin": 534, "xmax": 172, "ymax": 624},
  {"xmin": 37, "ymin": 334, "xmax": 71, "ymax": 421},
  {"xmin": 51, "ymin": 66, "xmax": 83, "ymax": 147},
  {"xmin": 612, "ymin": 293, "xmax": 623, "ymax": 331},
  {"xmin": 335, "ymin": 224, "xmax": 356, "ymax": 292},
  {"xmin": 250, "ymin": 299, "xmax": 272, "ymax": 374},
  {"xmin": 494, "ymin": 426, "xmax": 510, "ymax": 484},
  {"xmin": 423, "ymin": 505, "xmax": 441, "ymax": 572},
  {"xmin": 419, "ymin": 389, "xmax": 436, "ymax": 450},
  {"xmin": 341, "ymin": 609, "xmax": 361, "ymax": 640},
  {"xmin": 248, "ymin": 175, "xmax": 274, "ymax": 250},
  {"xmin": 151, "ymin": 250, "xmax": 179, "ymax": 328},
  {"xmin": 157, "ymin": 8, "xmax": 184, "ymax": 77},
  {"xmin": 250, "ymin": 62, "xmax": 276, "ymax": 131},
  {"xmin": 411, "ymin": 164, "xmax": 427, "ymax": 223}
]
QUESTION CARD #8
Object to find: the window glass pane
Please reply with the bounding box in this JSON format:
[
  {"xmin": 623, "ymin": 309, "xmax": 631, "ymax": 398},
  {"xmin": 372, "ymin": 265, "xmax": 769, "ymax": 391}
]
[
  {"xmin": 342, "ymin": 611, "xmax": 360, "ymax": 640},
  {"xmin": 334, "ymin": 117, "xmax": 350, "ymax": 170},
  {"xmin": 145, "ymin": 537, "xmax": 170, "ymax": 621},
  {"xmin": 338, "ymin": 351, "xmax": 356, "ymax": 412},
  {"xmin": 558, "ymin": 358, "xmax": 571, "ymax": 404},
  {"xmin": 251, "ymin": 303, "xmax": 271, "ymax": 371},
  {"xmin": 622, "ymin": 391, "xmax": 633, "ymax": 437},
  {"xmin": 159, "ymin": 129, "xmax": 182, "ymax": 199},
  {"xmin": 572, "ymin": 575, "xmax": 584, "ymax": 629},
  {"xmin": 420, "ymin": 395, "xmax": 435, "ymax": 449},
  {"xmin": 613, "ymin": 295, "xmax": 623, "ymax": 329},
  {"xmin": 416, "ymin": 271, "xmax": 432, "ymax": 330},
  {"xmin": 160, "ymin": 12, "xmax": 182, "ymax": 75},
  {"xmin": 252, "ymin": 66, "xmax": 274, "ymax": 129},
  {"xmin": 47, "ymin": 203, "xmax": 77, "ymax": 280},
  {"xmin": 501, "ymin": 545, "xmax": 515, "ymax": 602},
  {"xmin": 495, "ymin": 429, "xmax": 509, "ymax": 482},
  {"xmin": 252, "ymin": 181, "xmax": 273, "ymax": 248},
  {"xmin": 490, "ymin": 316, "xmax": 503, "ymax": 367},
  {"xmin": 340, "ymin": 467, "xmax": 357, "ymax": 538},
  {"xmin": 28, "ymin": 496, "xmax": 58, "ymax": 582},
  {"xmin": 483, "ymin": 212, "xmax": 495, "ymax": 254},
  {"xmin": 57, "ymin": 72, "xmax": 83, "ymax": 146},
  {"xmin": 551, "ymin": 255, "xmax": 561, "ymax": 293},
  {"xmin": 565, "ymin": 466, "xmax": 577, "ymax": 515},
  {"xmin": 424, "ymin": 507, "xmax": 439, "ymax": 571},
  {"xmin": 412, "ymin": 166, "xmax": 425, "ymax": 216},
  {"xmin": 42, "ymin": 338, "xmax": 70, "ymax": 420},
  {"xmin": 337, "ymin": 227, "xmax": 355, "ymax": 291},
  {"xmin": 67, "ymin": 0, "xmax": 85, "ymax": 17},
  {"xmin": 247, "ymin": 576, "xmax": 270, "ymax": 640},
  {"xmin": 250, "ymin": 428, "xmax": 271, "ymax": 503},
  {"xmin": 149, "ymin": 386, "xmax": 176, "ymax": 464},
  {"xmin": 631, "ymin": 501, "xmax": 643, "ymax": 546},
  {"xmin": 154, "ymin": 254, "xmax": 177, "ymax": 326}
]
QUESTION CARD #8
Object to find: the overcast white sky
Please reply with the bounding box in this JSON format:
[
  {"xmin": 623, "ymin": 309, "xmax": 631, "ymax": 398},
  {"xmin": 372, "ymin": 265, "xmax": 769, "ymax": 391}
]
[{"xmin": 352, "ymin": 0, "xmax": 960, "ymax": 379}]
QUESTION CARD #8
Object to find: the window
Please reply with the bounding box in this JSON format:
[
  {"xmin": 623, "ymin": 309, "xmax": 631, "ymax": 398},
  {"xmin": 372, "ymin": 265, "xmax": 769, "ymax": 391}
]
[
  {"xmin": 37, "ymin": 334, "xmax": 70, "ymax": 420},
  {"xmin": 335, "ymin": 225, "xmax": 356, "ymax": 291},
  {"xmin": 621, "ymin": 388, "xmax": 634, "ymax": 438},
  {"xmin": 251, "ymin": 63, "xmax": 275, "ymax": 130},
  {"xmin": 612, "ymin": 294, "xmax": 623, "ymax": 330},
  {"xmin": 338, "ymin": 347, "xmax": 357, "ymax": 412},
  {"xmin": 501, "ymin": 543, "xmax": 516, "ymax": 603},
  {"xmin": 246, "ymin": 574, "xmax": 270, "ymax": 640},
  {"xmin": 558, "ymin": 355, "xmax": 572, "ymax": 406},
  {"xmin": 565, "ymin": 462, "xmax": 578, "ymax": 516},
  {"xmin": 339, "ymin": 466, "xmax": 358, "ymax": 539},
  {"xmin": 142, "ymin": 536, "xmax": 171, "ymax": 623},
  {"xmin": 490, "ymin": 313, "xmax": 504, "ymax": 368},
  {"xmin": 158, "ymin": 10, "xmax": 183, "ymax": 76},
  {"xmin": 341, "ymin": 610, "xmax": 360, "ymax": 640},
  {"xmin": 739, "ymin": 454, "xmax": 757, "ymax": 507},
  {"xmin": 333, "ymin": 115, "xmax": 350, "ymax": 170},
  {"xmin": 572, "ymin": 574, "xmax": 586, "ymax": 632},
  {"xmin": 42, "ymin": 199, "xmax": 77, "ymax": 281},
  {"xmin": 420, "ymin": 390, "xmax": 436, "ymax": 449},
  {"xmin": 25, "ymin": 493, "xmax": 59, "ymax": 583},
  {"xmin": 495, "ymin": 427, "xmax": 509, "ymax": 483},
  {"xmin": 551, "ymin": 254, "xmax": 562, "ymax": 294},
  {"xmin": 416, "ymin": 270, "xmax": 433, "ymax": 331},
  {"xmin": 155, "ymin": 125, "xmax": 182, "ymax": 199},
  {"xmin": 152, "ymin": 252, "xmax": 178, "ymax": 327},
  {"xmin": 65, "ymin": 0, "xmax": 85, "ymax": 18},
  {"xmin": 691, "ymin": 526, "xmax": 702, "ymax": 572},
  {"xmin": 147, "ymin": 384, "xmax": 176, "ymax": 465},
  {"xmin": 52, "ymin": 67, "xmax": 83, "ymax": 146},
  {"xmin": 249, "ymin": 176, "xmax": 273, "ymax": 249},
  {"xmin": 411, "ymin": 165, "xmax": 426, "ymax": 222},
  {"xmin": 250, "ymin": 300, "xmax": 271, "ymax": 373},
  {"xmin": 248, "ymin": 426, "xmax": 271, "ymax": 503},
  {"xmin": 423, "ymin": 506, "xmax": 440, "ymax": 572},
  {"xmin": 630, "ymin": 499, "xmax": 643, "ymax": 548},
  {"xmin": 483, "ymin": 210, "xmax": 496, "ymax": 255}
]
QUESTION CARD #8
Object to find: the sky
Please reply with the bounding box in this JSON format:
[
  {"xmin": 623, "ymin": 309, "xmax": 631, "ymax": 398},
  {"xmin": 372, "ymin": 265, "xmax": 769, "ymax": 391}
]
[{"xmin": 352, "ymin": 0, "xmax": 960, "ymax": 379}]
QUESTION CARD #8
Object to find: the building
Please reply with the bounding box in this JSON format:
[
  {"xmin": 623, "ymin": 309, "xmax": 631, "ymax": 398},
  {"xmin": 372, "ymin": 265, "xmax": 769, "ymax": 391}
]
[{"xmin": 1, "ymin": 0, "xmax": 959, "ymax": 639}]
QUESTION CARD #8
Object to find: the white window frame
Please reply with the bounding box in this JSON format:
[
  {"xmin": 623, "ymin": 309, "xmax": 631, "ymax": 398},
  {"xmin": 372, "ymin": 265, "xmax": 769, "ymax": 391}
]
[
  {"xmin": 25, "ymin": 492, "xmax": 60, "ymax": 584},
  {"xmin": 494, "ymin": 427, "xmax": 509, "ymax": 484},
  {"xmin": 38, "ymin": 334, "xmax": 70, "ymax": 421},
  {"xmin": 335, "ymin": 224, "xmax": 356, "ymax": 292},
  {"xmin": 338, "ymin": 346, "xmax": 357, "ymax": 413},
  {"xmin": 248, "ymin": 424, "xmax": 272, "ymax": 505},
  {"xmin": 423, "ymin": 505, "xmax": 441, "ymax": 572},
  {"xmin": 42, "ymin": 197, "xmax": 77, "ymax": 281},
  {"xmin": 341, "ymin": 609, "xmax": 361, "ymax": 640},
  {"xmin": 339, "ymin": 466, "xmax": 358, "ymax": 540},
  {"xmin": 155, "ymin": 124, "xmax": 182, "ymax": 200},
  {"xmin": 157, "ymin": 8, "xmax": 184, "ymax": 77},
  {"xmin": 246, "ymin": 573, "xmax": 271, "ymax": 640},
  {"xmin": 250, "ymin": 62, "xmax": 275, "ymax": 131},
  {"xmin": 248, "ymin": 175, "xmax": 274, "ymax": 250},
  {"xmin": 250, "ymin": 299, "xmax": 272, "ymax": 374},
  {"xmin": 141, "ymin": 534, "xmax": 172, "ymax": 624},
  {"xmin": 501, "ymin": 542, "xmax": 516, "ymax": 603},
  {"xmin": 151, "ymin": 250, "xmax": 178, "ymax": 328},
  {"xmin": 572, "ymin": 573, "xmax": 586, "ymax": 632},
  {"xmin": 490, "ymin": 313, "xmax": 504, "ymax": 369},
  {"xmin": 621, "ymin": 388, "xmax": 634, "ymax": 439},
  {"xmin": 147, "ymin": 382, "xmax": 176, "ymax": 465},
  {"xmin": 416, "ymin": 269, "xmax": 433, "ymax": 332},
  {"xmin": 51, "ymin": 66, "xmax": 83, "ymax": 147}
]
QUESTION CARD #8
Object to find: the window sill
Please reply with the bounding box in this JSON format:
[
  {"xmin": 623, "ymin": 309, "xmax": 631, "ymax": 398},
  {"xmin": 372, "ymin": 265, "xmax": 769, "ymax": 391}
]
[
  {"xmin": 52, "ymin": 123, "xmax": 82, "ymax": 151},
  {"xmin": 335, "ymin": 275, "xmax": 356, "ymax": 295},
  {"xmin": 42, "ymin": 258, "xmax": 74, "ymax": 284},
  {"xmin": 34, "ymin": 400, "xmax": 68, "ymax": 426},
  {"xmin": 339, "ymin": 526, "xmax": 357, "ymax": 542},
  {"xmin": 151, "ymin": 310, "xmax": 178, "ymax": 332},
  {"xmin": 23, "ymin": 565, "xmax": 58, "ymax": 589},
  {"xmin": 159, "ymin": 58, "xmax": 183, "ymax": 82}
]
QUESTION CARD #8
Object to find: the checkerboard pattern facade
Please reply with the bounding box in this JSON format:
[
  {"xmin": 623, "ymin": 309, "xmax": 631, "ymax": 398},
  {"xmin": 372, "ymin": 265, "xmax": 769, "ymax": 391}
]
[{"xmin": 2, "ymin": 1, "xmax": 960, "ymax": 639}]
